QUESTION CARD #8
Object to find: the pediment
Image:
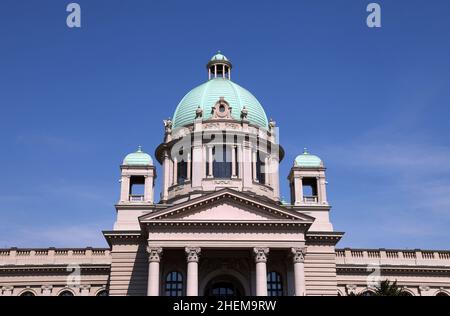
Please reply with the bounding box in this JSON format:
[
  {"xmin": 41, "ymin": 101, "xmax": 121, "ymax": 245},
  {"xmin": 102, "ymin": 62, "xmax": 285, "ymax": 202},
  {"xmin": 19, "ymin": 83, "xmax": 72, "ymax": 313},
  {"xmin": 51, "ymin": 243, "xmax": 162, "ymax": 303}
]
[{"xmin": 139, "ymin": 189, "xmax": 314, "ymax": 224}]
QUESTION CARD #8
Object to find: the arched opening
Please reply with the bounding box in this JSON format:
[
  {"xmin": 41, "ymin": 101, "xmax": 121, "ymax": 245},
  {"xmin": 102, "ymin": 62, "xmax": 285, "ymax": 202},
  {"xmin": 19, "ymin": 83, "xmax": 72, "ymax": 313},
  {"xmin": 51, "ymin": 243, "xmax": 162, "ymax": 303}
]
[
  {"xmin": 361, "ymin": 290, "xmax": 375, "ymax": 296},
  {"xmin": 165, "ymin": 271, "xmax": 184, "ymax": 296},
  {"xmin": 204, "ymin": 275, "xmax": 245, "ymax": 297},
  {"xmin": 96, "ymin": 290, "xmax": 108, "ymax": 296},
  {"xmin": 58, "ymin": 290, "xmax": 74, "ymax": 297},
  {"xmin": 267, "ymin": 271, "xmax": 284, "ymax": 296},
  {"xmin": 20, "ymin": 291, "xmax": 35, "ymax": 297},
  {"xmin": 437, "ymin": 292, "xmax": 449, "ymax": 297}
]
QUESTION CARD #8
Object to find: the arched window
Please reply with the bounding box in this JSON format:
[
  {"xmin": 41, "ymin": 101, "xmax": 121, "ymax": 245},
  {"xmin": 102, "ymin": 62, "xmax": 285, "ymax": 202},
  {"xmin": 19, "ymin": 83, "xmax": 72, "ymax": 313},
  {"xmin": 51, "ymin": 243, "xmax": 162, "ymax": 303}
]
[
  {"xmin": 20, "ymin": 291, "xmax": 35, "ymax": 297},
  {"xmin": 361, "ymin": 290, "xmax": 375, "ymax": 296},
  {"xmin": 400, "ymin": 291, "xmax": 413, "ymax": 296},
  {"xmin": 96, "ymin": 290, "xmax": 109, "ymax": 296},
  {"xmin": 267, "ymin": 271, "xmax": 283, "ymax": 296},
  {"xmin": 58, "ymin": 290, "xmax": 74, "ymax": 297},
  {"xmin": 165, "ymin": 271, "xmax": 183, "ymax": 296},
  {"xmin": 437, "ymin": 292, "xmax": 449, "ymax": 297}
]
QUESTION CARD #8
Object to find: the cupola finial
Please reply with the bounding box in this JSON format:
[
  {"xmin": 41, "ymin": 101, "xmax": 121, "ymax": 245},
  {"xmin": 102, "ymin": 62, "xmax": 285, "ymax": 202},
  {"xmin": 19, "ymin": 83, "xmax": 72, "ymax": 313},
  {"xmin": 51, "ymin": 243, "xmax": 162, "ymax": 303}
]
[{"xmin": 207, "ymin": 51, "xmax": 232, "ymax": 80}]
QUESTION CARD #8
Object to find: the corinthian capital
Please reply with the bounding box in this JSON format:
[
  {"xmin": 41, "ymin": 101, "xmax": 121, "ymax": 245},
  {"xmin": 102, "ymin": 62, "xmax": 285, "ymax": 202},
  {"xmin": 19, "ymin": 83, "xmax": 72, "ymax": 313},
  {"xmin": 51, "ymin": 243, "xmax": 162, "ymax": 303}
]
[
  {"xmin": 253, "ymin": 247, "xmax": 269, "ymax": 263},
  {"xmin": 185, "ymin": 247, "xmax": 201, "ymax": 263},
  {"xmin": 147, "ymin": 247, "xmax": 163, "ymax": 263},
  {"xmin": 291, "ymin": 247, "xmax": 306, "ymax": 263}
]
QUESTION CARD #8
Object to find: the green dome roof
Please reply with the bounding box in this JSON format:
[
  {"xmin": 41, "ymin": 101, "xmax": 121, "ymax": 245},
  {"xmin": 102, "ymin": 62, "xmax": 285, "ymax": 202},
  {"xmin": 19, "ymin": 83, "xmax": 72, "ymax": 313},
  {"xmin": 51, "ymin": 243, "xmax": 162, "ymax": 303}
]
[
  {"xmin": 172, "ymin": 78, "xmax": 268, "ymax": 129},
  {"xmin": 210, "ymin": 51, "xmax": 228, "ymax": 61},
  {"xmin": 294, "ymin": 149, "xmax": 323, "ymax": 168},
  {"xmin": 123, "ymin": 146, "xmax": 153, "ymax": 166}
]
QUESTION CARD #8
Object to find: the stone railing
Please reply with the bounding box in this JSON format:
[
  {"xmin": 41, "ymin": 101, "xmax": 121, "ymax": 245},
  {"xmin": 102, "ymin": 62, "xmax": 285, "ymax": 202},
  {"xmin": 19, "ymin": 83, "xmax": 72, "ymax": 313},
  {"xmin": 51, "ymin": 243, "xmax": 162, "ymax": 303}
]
[
  {"xmin": 0, "ymin": 248, "xmax": 111, "ymax": 266},
  {"xmin": 336, "ymin": 248, "xmax": 450, "ymax": 267}
]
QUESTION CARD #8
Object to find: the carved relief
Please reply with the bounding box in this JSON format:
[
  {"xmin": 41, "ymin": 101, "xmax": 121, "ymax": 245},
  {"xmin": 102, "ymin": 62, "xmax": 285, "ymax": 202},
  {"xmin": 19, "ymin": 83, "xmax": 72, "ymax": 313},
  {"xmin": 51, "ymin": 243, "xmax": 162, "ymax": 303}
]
[
  {"xmin": 185, "ymin": 247, "xmax": 201, "ymax": 263},
  {"xmin": 211, "ymin": 98, "xmax": 232, "ymax": 120},
  {"xmin": 253, "ymin": 247, "xmax": 269, "ymax": 263},
  {"xmin": 291, "ymin": 247, "xmax": 306, "ymax": 263},
  {"xmin": 147, "ymin": 247, "xmax": 163, "ymax": 262}
]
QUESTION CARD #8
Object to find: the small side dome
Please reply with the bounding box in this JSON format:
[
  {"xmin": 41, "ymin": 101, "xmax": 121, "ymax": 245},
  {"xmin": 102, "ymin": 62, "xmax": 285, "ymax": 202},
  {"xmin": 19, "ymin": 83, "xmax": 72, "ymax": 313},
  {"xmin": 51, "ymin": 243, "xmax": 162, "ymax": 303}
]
[
  {"xmin": 294, "ymin": 148, "xmax": 323, "ymax": 168},
  {"xmin": 210, "ymin": 51, "xmax": 228, "ymax": 61},
  {"xmin": 123, "ymin": 146, "xmax": 153, "ymax": 166}
]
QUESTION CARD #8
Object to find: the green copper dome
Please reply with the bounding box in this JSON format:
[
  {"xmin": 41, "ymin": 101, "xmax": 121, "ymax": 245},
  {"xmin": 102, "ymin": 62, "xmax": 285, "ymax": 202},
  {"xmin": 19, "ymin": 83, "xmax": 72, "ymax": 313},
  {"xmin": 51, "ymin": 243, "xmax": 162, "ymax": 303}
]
[
  {"xmin": 294, "ymin": 149, "xmax": 323, "ymax": 168},
  {"xmin": 172, "ymin": 78, "xmax": 269, "ymax": 129},
  {"xmin": 123, "ymin": 146, "xmax": 153, "ymax": 166},
  {"xmin": 210, "ymin": 51, "xmax": 228, "ymax": 61}
]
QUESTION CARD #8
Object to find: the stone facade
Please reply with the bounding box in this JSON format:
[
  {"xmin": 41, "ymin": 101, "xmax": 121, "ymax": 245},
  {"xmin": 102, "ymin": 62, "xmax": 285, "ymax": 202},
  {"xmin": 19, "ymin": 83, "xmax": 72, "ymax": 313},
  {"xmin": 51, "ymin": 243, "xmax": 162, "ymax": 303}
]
[{"xmin": 1, "ymin": 53, "xmax": 449, "ymax": 296}]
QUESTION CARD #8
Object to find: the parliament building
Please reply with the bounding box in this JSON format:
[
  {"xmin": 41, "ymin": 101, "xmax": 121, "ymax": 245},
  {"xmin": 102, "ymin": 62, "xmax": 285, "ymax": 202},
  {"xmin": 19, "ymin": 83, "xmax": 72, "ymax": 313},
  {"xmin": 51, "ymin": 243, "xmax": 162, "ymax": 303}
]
[{"xmin": 1, "ymin": 53, "xmax": 449, "ymax": 297}]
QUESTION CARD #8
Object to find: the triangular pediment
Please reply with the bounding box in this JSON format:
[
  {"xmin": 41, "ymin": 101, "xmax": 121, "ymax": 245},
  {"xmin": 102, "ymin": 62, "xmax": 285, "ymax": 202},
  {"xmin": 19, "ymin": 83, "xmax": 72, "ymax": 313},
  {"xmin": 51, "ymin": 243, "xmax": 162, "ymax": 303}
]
[{"xmin": 139, "ymin": 189, "xmax": 314, "ymax": 224}]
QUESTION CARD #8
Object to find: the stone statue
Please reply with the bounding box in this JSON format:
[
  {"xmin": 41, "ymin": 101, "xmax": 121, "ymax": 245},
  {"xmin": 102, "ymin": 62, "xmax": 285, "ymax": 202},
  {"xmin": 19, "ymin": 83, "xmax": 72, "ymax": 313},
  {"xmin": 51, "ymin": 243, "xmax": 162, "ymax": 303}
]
[
  {"xmin": 195, "ymin": 106, "xmax": 203, "ymax": 119},
  {"xmin": 163, "ymin": 118, "xmax": 172, "ymax": 134},
  {"xmin": 240, "ymin": 106, "xmax": 248, "ymax": 120}
]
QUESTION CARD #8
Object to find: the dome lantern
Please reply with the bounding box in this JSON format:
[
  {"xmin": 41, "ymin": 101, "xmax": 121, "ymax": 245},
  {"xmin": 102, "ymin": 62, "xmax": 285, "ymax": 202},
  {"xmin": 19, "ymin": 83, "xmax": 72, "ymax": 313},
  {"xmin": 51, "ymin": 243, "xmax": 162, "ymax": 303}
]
[{"xmin": 207, "ymin": 51, "xmax": 232, "ymax": 80}]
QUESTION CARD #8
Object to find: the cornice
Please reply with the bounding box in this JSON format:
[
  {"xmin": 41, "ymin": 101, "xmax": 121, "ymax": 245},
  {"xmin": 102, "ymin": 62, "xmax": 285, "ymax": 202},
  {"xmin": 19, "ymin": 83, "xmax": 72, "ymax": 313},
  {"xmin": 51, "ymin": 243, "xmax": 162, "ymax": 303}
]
[
  {"xmin": 0, "ymin": 264, "xmax": 110, "ymax": 273},
  {"xmin": 306, "ymin": 231, "xmax": 345, "ymax": 245},
  {"xmin": 337, "ymin": 264, "xmax": 450, "ymax": 275}
]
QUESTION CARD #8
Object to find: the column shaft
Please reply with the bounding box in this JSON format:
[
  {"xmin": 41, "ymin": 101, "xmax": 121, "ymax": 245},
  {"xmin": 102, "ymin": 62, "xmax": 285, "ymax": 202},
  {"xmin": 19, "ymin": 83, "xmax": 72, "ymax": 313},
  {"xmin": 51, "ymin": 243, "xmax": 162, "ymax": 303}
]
[
  {"xmin": 291, "ymin": 248, "xmax": 306, "ymax": 296},
  {"xmin": 185, "ymin": 247, "xmax": 201, "ymax": 296},
  {"xmin": 254, "ymin": 248, "xmax": 269, "ymax": 296},
  {"xmin": 147, "ymin": 247, "xmax": 162, "ymax": 296}
]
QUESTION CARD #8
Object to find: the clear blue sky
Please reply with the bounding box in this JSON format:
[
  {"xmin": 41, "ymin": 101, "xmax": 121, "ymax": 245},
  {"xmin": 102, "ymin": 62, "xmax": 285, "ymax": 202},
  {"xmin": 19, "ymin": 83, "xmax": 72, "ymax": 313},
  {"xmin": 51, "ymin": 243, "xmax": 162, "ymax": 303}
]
[{"xmin": 1, "ymin": 0, "xmax": 449, "ymax": 249}]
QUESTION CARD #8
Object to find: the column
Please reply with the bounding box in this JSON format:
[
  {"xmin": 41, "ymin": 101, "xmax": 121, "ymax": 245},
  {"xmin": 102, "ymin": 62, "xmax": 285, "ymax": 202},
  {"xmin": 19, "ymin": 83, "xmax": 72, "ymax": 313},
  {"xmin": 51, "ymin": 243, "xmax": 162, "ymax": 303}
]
[
  {"xmin": 208, "ymin": 68, "xmax": 211, "ymax": 80},
  {"xmin": 291, "ymin": 248, "xmax": 306, "ymax": 296},
  {"xmin": 294, "ymin": 177, "xmax": 303, "ymax": 205},
  {"xmin": 264, "ymin": 156, "xmax": 270, "ymax": 185},
  {"xmin": 269, "ymin": 155, "xmax": 280, "ymax": 201},
  {"xmin": 120, "ymin": 176, "xmax": 130, "ymax": 202},
  {"xmin": 186, "ymin": 152, "xmax": 191, "ymax": 181},
  {"xmin": 207, "ymin": 146, "xmax": 213, "ymax": 178},
  {"xmin": 242, "ymin": 143, "xmax": 252, "ymax": 189},
  {"xmin": 147, "ymin": 247, "xmax": 163, "ymax": 296},
  {"xmin": 253, "ymin": 248, "xmax": 269, "ymax": 296},
  {"xmin": 252, "ymin": 150, "xmax": 258, "ymax": 182},
  {"xmin": 231, "ymin": 145, "xmax": 237, "ymax": 178},
  {"xmin": 185, "ymin": 247, "xmax": 201, "ymax": 296},
  {"xmin": 144, "ymin": 175, "xmax": 154, "ymax": 203},
  {"xmin": 162, "ymin": 150, "xmax": 170, "ymax": 201},
  {"xmin": 173, "ymin": 157, "xmax": 178, "ymax": 186},
  {"xmin": 222, "ymin": 64, "xmax": 226, "ymax": 78},
  {"xmin": 214, "ymin": 65, "xmax": 217, "ymax": 78},
  {"xmin": 319, "ymin": 177, "xmax": 327, "ymax": 204}
]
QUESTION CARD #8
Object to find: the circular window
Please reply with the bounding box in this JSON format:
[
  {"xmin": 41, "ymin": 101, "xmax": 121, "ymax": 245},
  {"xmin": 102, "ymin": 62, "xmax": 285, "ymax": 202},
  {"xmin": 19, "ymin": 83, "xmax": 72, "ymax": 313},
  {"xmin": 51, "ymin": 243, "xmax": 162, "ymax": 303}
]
[{"xmin": 219, "ymin": 105, "xmax": 226, "ymax": 113}]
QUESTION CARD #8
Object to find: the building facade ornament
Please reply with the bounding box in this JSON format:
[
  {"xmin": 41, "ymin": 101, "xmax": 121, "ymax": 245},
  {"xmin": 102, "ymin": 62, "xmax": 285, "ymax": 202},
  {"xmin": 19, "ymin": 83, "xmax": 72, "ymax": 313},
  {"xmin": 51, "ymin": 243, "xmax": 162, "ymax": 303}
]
[
  {"xmin": 291, "ymin": 247, "xmax": 306, "ymax": 263},
  {"xmin": 147, "ymin": 247, "xmax": 163, "ymax": 263},
  {"xmin": 185, "ymin": 247, "xmax": 201, "ymax": 263},
  {"xmin": 253, "ymin": 247, "xmax": 269, "ymax": 263}
]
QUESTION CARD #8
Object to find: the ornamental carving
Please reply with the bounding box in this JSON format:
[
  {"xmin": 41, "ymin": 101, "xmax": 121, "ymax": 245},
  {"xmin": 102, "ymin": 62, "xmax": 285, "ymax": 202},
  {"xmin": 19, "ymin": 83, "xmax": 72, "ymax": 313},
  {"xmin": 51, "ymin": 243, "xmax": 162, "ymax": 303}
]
[
  {"xmin": 225, "ymin": 123, "xmax": 239, "ymax": 130},
  {"xmin": 291, "ymin": 247, "xmax": 306, "ymax": 263},
  {"xmin": 211, "ymin": 97, "xmax": 232, "ymax": 120},
  {"xmin": 215, "ymin": 180, "xmax": 231, "ymax": 185},
  {"xmin": 253, "ymin": 247, "xmax": 269, "ymax": 263},
  {"xmin": 204, "ymin": 123, "xmax": 220, "ymax": 130},
  {"xmin": 147, "ymin": 247, "xmax": 163, "ymax": 262},
  {"xmin": 185, "ymin": 247, "xmax": 201, "ymax": 263}
]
